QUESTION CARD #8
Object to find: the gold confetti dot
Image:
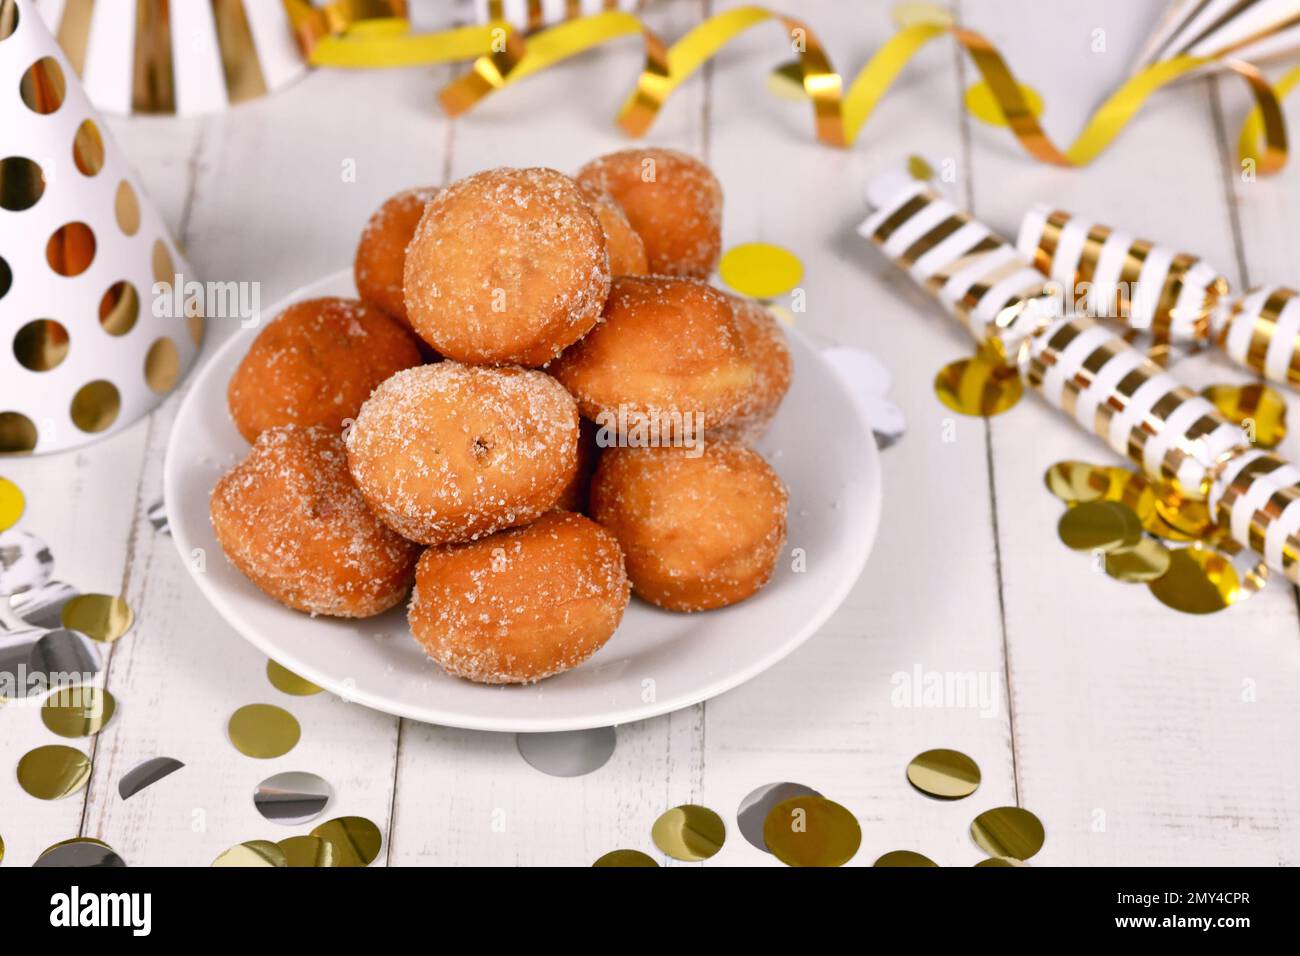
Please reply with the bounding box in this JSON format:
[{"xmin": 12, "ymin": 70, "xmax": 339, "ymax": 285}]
[
  {"xmin": 1148, "ymin": 545, "xmax": 1259, "ymax": 615},
  {"xmin": 892, "ymin": 1, "xmax": 954, "ymax": 28},
  {"xmin": 1044, "ymin": 461, "xmax": 1119, "ymax": 504},
  {"xmin": 651, "ymin": 805, "xmax": 725, "ymax": 862},
  {"xmin": 907, "ymin": 748, "xmax": 981, "ymax": 799},
  {"xmin": 266, "ymin": 658, "xmax": 323, "ymax": 696},
  {"xmin": 906, "ymin": 154, "xmax": 936, "ymax": 181},
  {"xmin": 1203, "ymin": 383, "xmax": 1286, "ymax": 449},
  {"xmin": 1104, "ymin": 537, "xmax": 1172, "ymax": 583},
  {"xmin": 974, "ymin": 856, "xmax": 1027, "ymax": 867},
  {"xmin": 41, "ymin": 685, "xmax": 116, "ymax": 737},
  {"xmin": 766, "ymin": 60, "xmax": 806, "ymax": 102},
  {"xmin": 212, "ymin": 839, "xmax": 286, "ymax": 867},
  {"xmin": 763, "ymin": 796, "xmax": 862, "ymax": 867},
  {"xmin": 278, "ymin": 835, "xmax": 335, "ymax": 867},
  {"xmin": 934, "ymin": 352, "xmax": 1023, "ymax": 417},
  {"xmin": 227, "ymin": 703, "xmax": 300, "ymax": 758},
  {"xmin": 719, "ymin": 243, "xmax": 803, "ymax": 301},
  {"xmin": 60, "ymin": 593, "xmax": 133, "ymax": 642},
  {"xmin": 17, "ymin": 744, "xmax": 90, "ymax": 799},
  {"xmin": 593, "ymin": 849, "xmax": 658, "ymax": 867},
  {"xmin": 1058, "ymin": 500, "xmax": 1142, "ymax": 552},
  {"xmin": 1151, "ymin": 486, "xmax": 1216, "ymax": 540},
  {"xmin": 874, "ymin": 850, "xmax": 938, "ymax": 866},
  {"xmin": 310, "ymin": 816, "xmax": 382, "ymax": 867},
  {"xmin": 0, "ymin": 833, "xmax": 4, "ymax": 864},
  {"xmin": 0, "ymin": 476, "xmax": 23, "ymax": 531},
  {"xmin": 970, "ymin": 807, "xmax": 1044, "ymax": 861},
  {"xmin": 965, "ymin": 80, "xmax": 1044, "ymax": 128}
]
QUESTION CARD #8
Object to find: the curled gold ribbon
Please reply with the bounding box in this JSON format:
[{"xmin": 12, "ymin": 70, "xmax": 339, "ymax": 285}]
[{"xmin": 286, "ymin": 2, "xmax": 1292, "ymax": 174}]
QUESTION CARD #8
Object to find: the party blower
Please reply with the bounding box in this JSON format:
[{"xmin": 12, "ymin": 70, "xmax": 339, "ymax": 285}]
[{"xmin": 858, "ymin": 162, "xmax": 1300, "ymax": 589}]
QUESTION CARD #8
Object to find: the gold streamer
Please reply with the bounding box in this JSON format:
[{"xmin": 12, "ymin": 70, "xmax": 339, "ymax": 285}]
[
  {"xmin": 131, "ymin": 0, "xmax": 175, "ymax": 114},
  {"xmin": 287, "ymin": 3, "xmax": 1293, "ymax": 174}
]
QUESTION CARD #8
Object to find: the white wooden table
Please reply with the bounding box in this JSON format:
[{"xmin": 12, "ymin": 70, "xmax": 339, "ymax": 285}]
[{"xmin": 3, "ymin": 0, "xmax": 1300, "ymax": 867}]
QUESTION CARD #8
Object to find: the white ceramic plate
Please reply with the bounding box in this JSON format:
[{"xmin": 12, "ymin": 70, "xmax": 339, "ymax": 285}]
[{"xmin": 165, "ymin": 271, "xmax": 882, "ymax": 731}]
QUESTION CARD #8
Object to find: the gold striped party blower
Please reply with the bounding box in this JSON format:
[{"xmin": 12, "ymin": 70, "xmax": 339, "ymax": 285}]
[{"xmin": 859, "ymin": 162, "xmax": 1296, "ymax": 612}]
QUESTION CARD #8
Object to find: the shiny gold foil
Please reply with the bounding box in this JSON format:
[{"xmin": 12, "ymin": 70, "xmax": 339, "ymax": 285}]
[
  {"xmin": 227, "ymin": 703, "xmax": 301, "ymax": 758},
  {"xmin": 1148, "ymin": 545, "xmax": 1255, "ymax": 614},
  {"xmin": 132, "ymin": 0, "xmax": 176, "ymax": 113},
  {"xmin": 72, "ymin": 120, "xmax": 105, "ymax": 176},
  {"xmin": 1104, "ymin": 538, "xmax": 1172, "ymax": 583},
  {"xmin": 0, "ymin": 413, "xmax": 38, "ymax": 455},
  {"xmin": 1203, "ymin": 383, "xmax": 1287, "ymax": 449},
  {"xmin": 1044, "ymin": 461, "xmax": 1121, "ymax": 504},
  {"xmin": 975, "ymin": 855, "xmax": 1026, "ymax": 867},
  {"xmin": 278, "ymin": 835, "xmax": 335, "ymax": 867},
  {"xmin": 212, "ymin": 839, "xmax": 287, "ymax": 867},
  {"xmin": 934, "ymin": 351, "xmax": 1024, "ymax": 417},
  {"xmin": 969, "ymin": 806, "xmax": 1044, "ymax": 861},
  {"xmin": 213, "ymin": 0, "xmax": 269, "ymax": 104},
  {"xmin": 0, "ymin": 156, "xmax": 45, "ymax": 212},
  {"xmin": 20, "ymin": 57, "xmax": 66, "ymax": 114},
  {"xmin": 17, "ymin": 744, "xmax": 91, "ymax": 800},
  {"xmin": 69, "ymin": 381, "xmax": 121, "ymax": 434},
  {"xmin": 99, "ymin": 282, "xmax": 140, "ymax": 336},
  {"xmin": 145, "ymin": 337, "xmax": 180, "ymax": 394},
  {"xmin": 906, "ymin": 748, "xmax": 981, "ymax": 799},
  {"xmin": 593, "ymin": 849, "xmax": 658, "ymax": 867},
  {"xmin": 651, "ymin": 805, "xmax": 725, "ymax": 862},
  {"xmin": 310, "ymin": 816, "xmax": 382, "ymax": 866},
  {"xmin": 266, "ymin": 658, "xmax": 323, "ymax": 696},
  {"xmin": 1057, "ymin": 501, "xmax": 1142, "ymax": 552},
  {"xmin": 873, "ymin": 850, "xmax": 938, "ymax": 866},
  {"xmin": 41, "ymin": 686, "xmax": 117, "ymax": 737},
  {"xmin": 763, "ymin": 796, "xmax": 862, "ymax": 868},
  {"xmin": 61, "ymin": 593, "xmax": 134, "ymax": 642},
  {"xmin": 13, "ymin": 320, "xmax": 68, "ymax": 372},
  {"xmin": 115, "ymin": 182, "xmax": 141, "ymax": 236},
  {"xmin": 46, "ymin": 222, "xmax": 96, "ymax": 277}
]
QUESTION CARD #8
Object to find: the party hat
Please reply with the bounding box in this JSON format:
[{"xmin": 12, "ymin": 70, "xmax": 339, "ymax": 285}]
[
  {"xmin": 1134, "ymin": 0, "xmax": 1300, "ymax": 68},
  {"xmin": 1, "ymin": 0, "xmax": 203, "ymax": 455},
  {"xmin": 34, "ymin": 0, "xmax": 307, "ymax": 115}
]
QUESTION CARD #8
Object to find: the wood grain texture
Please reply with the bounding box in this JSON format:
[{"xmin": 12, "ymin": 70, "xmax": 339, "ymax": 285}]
[{"xmin": 1, "ymin": 0, "xmax": 1297, "ymax": 867}]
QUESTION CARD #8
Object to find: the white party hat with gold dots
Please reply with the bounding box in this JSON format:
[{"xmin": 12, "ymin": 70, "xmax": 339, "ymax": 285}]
[{"xmin": 1, "ymin": 0, "xmax": 202, "ymax": 455}]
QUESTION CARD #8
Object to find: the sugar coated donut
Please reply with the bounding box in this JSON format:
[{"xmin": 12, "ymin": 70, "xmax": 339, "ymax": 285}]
[
  {"xmin": 354, "ymin": 186, "xmax": 438, "ymax": 327},
  {"xmin": 576, "ymin": 148, "xmax": 722, "ymax": 278},
  {"xmin": 715, "ymin": 294, "xmax": 793, "ymax": 442},
  {"xmin": 403, "ymin": 167, "xmax": 610, "ymax": 366},
  {"xmin": 227, "ymin": 297, "xmax": 422, "ymax": 444},
  {"xmin": 590, "ymin": 443, "xmax": 787, "ymax": 611},
  {"xmin": 409, "ymin": 511, "xmax": 630, "ymax": 684},
  {"xmin": 210, "ymin": 425, "xmax": 420, "ymax": 617},
  {"xmin": 346, "ymin": 362, "xmax": 579, "ymax": 544},
  {"xmin": 549, "ymin": 276, "xmax": 755, "ymax": 443},
  {"xmin": 579, "ymin": 182, "xmax": 648, "ymax": 276}
]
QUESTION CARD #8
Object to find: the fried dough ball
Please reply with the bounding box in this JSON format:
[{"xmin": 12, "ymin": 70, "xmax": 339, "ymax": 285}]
[
  {"xmin": 579, "ymin": 182, "xmax": 648, "ymax": 276},
  {"xmin": 210, "ymin": 426, "xmax": 420, "ymax": 618},
  {"xmin": 714, "ymin": 294, "xmax": 793, "ymax": 442},
  {"xmin": 227, "ymin": 297, "xmax": 422, "ymax": 444},
  {"xmin": 345, "ymin": 362, "xmax": 579, "ymax": 545},
  {"xmin": 554, "ymin": 419, "xmax": 602, "ymax": 514},
  {"xmin": 354, "ymin": 186, "xmax": 438, "ymax": 327},
  {"xmin": 409, "ymin": 511, "xmax": 630, "ymax": 684},
  {"xmin": 576, "ymin": 148, "xmax": 722, "ymax": 278},
  {"xmin": 549, "ymin": 276, "xmax": 755, "ymax": 441},
  {"xmin": 403, "ymin": 167, "xmax": 611, "ymax": 366},
  {"xmin": 590, "ymin": 443, "xmax": 787, "ymax": 611}
]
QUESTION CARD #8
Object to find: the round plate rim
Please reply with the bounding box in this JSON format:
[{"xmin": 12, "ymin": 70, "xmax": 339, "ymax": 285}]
[{"xmin": 163, "ymin": 269, "xmax": 883, "ymax": 731}]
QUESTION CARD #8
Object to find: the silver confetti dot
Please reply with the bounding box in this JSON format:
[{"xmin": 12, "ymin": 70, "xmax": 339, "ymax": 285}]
[
  {"xmin": 737, "ymin": 781, "xmax": 823, "ymax": 852},
  {"xmin": 0, "ymin": 628, "xmax": 44, "ymax": 699},
  {"xmin": 0, "ymin": 529, "xmax": 54, "ymax": 597},
  {"xmin": 119, "ymin": 756, "xmax": 185, "ymax": 800},
  {"xmin": 28, "ymin": 629, "xmax": 101, "ymax": 684},
  {"xmin": 517, "ymin": 727, "xmax": 616, "ymax": 777},
  {"xmin": 34, "ymin": 840, "xmax": 127, "ymax": 868},
  {"xmin": 9, "ymin": 580, "xmax": 79, "ymax": 630},
  {"xmin": 254, "ymin": 771, "xmax": 333, "ymax": 826}
]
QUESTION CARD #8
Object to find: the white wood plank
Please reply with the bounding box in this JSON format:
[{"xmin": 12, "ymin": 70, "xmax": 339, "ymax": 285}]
[{"xmin": 963, "ymin": 0, "xmax": 1300, "ymax": 865}]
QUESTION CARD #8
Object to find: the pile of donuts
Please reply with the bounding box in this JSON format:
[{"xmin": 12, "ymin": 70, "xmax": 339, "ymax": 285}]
[{"xmin": 209, "ymin": 149, "xmax": 792, "ymax": 685}]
